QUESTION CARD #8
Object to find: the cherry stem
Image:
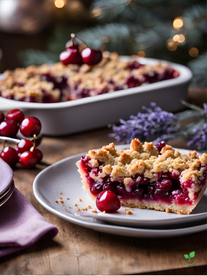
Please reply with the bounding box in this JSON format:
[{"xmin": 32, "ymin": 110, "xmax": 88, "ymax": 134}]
[
  {"xmin": 71, "ymin": 33, "xmax": 88, "ymax": 47},
  {"xmin": 30, "ymin": 134, "xmax": 37, "ymax": 152}
]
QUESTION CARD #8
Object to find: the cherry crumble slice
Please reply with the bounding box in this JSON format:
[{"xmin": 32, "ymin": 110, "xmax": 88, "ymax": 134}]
[{"xmin": 76, "ymin": 139, "xmax": 207, "ymax": 215}]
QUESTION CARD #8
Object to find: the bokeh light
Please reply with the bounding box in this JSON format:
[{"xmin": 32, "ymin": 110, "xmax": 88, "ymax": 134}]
[
  {"xmin": 167, "ymin": 40, "xmax": 178, "ymax": 51},
  {"xmin": 54, "ymin": 0, "xmax": 66, "ymax": 9},
  {"xmin": 173, "ymin": 34, "xmax": 185, "ymax": 43},
  {"xmin": 137, "ymin": 51, "xmax": 145, "ymax": 57},
  {"xmin": 103, "ymin": 36, "xmax": 110, "ymax": 43},
  {"xmin": 91, "ymin": 7, "xmax": 102, "ymax": 18},
  {"xmin": 189, "ymin": 47, "xmax": 199, "ymax": 57},
  {"xmin": 173, "ymin": 18, "xmax": 183, "ymax": 29}
]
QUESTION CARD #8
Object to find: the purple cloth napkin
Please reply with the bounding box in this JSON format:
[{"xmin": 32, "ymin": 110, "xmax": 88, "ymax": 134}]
[{"xmin": 0, "ymin": 188, "xmax": 58, "ymax": 257}]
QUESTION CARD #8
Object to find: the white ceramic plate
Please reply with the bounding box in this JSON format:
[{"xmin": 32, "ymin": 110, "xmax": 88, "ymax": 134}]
[
  {"xmin": 33, "ymin": 147, "xmax": 207, "ymax": 230},
  {"xmin": 0, "ymin": 57, "xmax": 192, "ymax": 135}
]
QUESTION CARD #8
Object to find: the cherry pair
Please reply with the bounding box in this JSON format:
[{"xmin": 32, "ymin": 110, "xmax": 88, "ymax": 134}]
[
  {"xmin": 60, "ymin": 33, "xmax": 102, "ymax": 66},
  {"xmin": 1, "ymin": 142, "xmax": 42, "ymax": 169},
  {"xmin": 0, "ymin": 109, "xmax": 41, "ymax": 138}
]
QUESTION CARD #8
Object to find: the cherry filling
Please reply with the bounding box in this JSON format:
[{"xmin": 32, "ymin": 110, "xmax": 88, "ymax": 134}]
[
  {"xmin": 127, "ymin": 61, "xmax": 144, "ymax": 71},
  {"xmin": 80, "ymin": 157, "xmax": 207, "ymax": 206},
  {"xmin": 125, "ymin": 68, "xmax": 179, "ymax": 88}
]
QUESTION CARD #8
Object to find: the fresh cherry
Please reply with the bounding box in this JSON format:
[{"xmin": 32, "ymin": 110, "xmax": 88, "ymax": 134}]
[
  {"xmin": 81, "ymin": 48, "xmax": 102, "ymax": 66},
  {"xmin": 156, "ymin": 141, "xmax": 166, "ymax": 152},
  {"xmin": 96, "ymin": 191, "xmax": 121, "ymax": 213},
  {"xmin": 60, "ymin": 50, "xmax": 81, "ymax": 65},
  {"xmin": 0, "ymin": 119, "xmax": 19, "ymax": 137},
  {"xmin": 19, "ymin": 151, "xmax": 38, "ymax": 168},
  {"xmin": 6, "ymin": 109, "xmax": 24, "ymax": 123},
  {"xmin": 0, "ymin": 146, "xmax": 19, "ymax": 167},
  {"xmin": 20, "ymin": 116, "xmax": 41, "ymax": 137},
  {"xmin": 156, "ymin": 179, "xmax": 172, "ymax": 192},
  {"xmin": 65, "ymin": 39, "xmax": 79, "ymax": 50},
  {"xmin": 33, "ymin": 148, "xmax": 43, "ymax": 162},
  {"xmin": 16, "ymin": 139, "xmax": 33, "ymax": 154},
  {"xmin": 0, "ymin": 111, "xmax": 5, "ymax": 123}
]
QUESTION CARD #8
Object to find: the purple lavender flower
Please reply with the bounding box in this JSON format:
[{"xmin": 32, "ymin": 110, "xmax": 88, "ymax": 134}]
[
  {"xmin": 187, "ymin": 122, "xmax": 207, "ymax": 150},
  {"xmin": 109, "ymin": 102, "xmax": 179, "ymax": 144},
  {"xmin": 187, "ymin": 103, "xmax": 207, "ymax": 150}
]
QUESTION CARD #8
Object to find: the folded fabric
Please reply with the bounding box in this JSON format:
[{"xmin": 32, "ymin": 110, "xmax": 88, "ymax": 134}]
[{"xmin": 0, "ymin": 188, "xmax": 58, "ymax": 258}]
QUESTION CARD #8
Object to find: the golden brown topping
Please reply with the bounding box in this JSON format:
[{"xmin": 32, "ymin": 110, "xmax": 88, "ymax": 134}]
[
  {"xmin": 199, "ymin": 153, "xmax": 207, "ymax": 165},
  {"xmin": 0, "ymin": 51, "xmax": 175, "ymax": 103},
  {"xmin": 85, "ymin": 139, "xmax": 206, "ymax": 185}
]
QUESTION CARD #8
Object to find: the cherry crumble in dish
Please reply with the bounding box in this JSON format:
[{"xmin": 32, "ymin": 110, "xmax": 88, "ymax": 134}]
[
  {"xmin": 0, "ymin": 52, "xmax": 179, "ymax": 103},
  {"xmin": 76, "ymin": 139, "xmax": 207, "ymax": 215}
]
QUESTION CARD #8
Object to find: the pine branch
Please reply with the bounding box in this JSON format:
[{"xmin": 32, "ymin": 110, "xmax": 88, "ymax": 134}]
[
  {"xmin": 135, "ymin": 23, "xmax": 175, "ymax": 52},
  {"xmin": 18, "ymin": 50, "xmax": 58, "ymax": 67},
  {"xmin": 188, "ymin": 52, "xmax": 207, "ymax": 87},
  {"xmin": 77, "ymin": 23, "xmax": 141, "ymax": 54},
  {"xmin": 91, "ymin": 0, "xmax": 159, "ymax": 24},
  {"xmin": 183, "ymin": 4, "xmax": 207, "ymax": 33}
]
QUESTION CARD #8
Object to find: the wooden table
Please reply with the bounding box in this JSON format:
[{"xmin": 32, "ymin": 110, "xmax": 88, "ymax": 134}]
[{"xmin": 0, "ymin": 88, "xmax": 207, "ymax": 274}]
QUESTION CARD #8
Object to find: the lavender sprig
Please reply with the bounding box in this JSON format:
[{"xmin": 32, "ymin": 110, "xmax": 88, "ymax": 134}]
[
  {"xmin": 109, "ymin": 102, "xmax": 179, "ymax": 144},
  {"xmin": 109, "ymin": 101, "xmax": 207, "ymax": 151},
  {"xmin": 187, "ymin": 104, "xmax": 207, "ymax": 151},
  {"xmin": 187, "ymin": 122, "xmax": 207, "ymax": 151}
]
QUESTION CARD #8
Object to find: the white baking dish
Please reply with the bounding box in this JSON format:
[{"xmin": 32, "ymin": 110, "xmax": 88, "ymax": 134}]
[{"xmin": 0, "ymin": 57, "xmax": 192, "ymax": 136}]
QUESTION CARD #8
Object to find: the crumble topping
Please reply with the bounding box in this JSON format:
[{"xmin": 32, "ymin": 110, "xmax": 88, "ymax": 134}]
[
  {"xmin": 0, "ymin": 52, "xmax": 179, "ymax": 103},
  {"xmin": 86, "ymin": 139, "xmax": 206, "ymax": 185}
]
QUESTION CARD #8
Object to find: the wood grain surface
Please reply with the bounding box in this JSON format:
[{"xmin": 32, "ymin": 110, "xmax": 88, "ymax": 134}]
[{"xmin": 0, "ymin": 88, "xmax": 206, "ymax": 275}]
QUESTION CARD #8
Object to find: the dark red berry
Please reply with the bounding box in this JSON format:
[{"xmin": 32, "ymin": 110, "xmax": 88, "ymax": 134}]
[
  {"xmin": 16, "ymin": 139, "xmax": 33, "ymax": 153},
  {"xmin": 0, "ymin": 147, "xmax": 19, "ymax": 167},
  {"xmin": 81, "ymin": 48, "xmax": 102, "ymax": 66},
  {"xmin": 0, "ymin": 111, "xmax": 5, "ymax": 123},
  {"xmin": 0, "ymin": 119, "xmax": 19, "ymax": 137},
  {"xmin": 19, "ymin": 151, "xmax": 38, "ymax": 168},
  {"xmin": 65, "ymin": 39, "xmax": 79, "ymax": 50},
  {"xmin": 156, "ymin": 141, "xmax": 166, "ymax": 152},
  {"xmin": 33, "ymin": 148, "xmax": 43, "ymax": 162},
  {"xmin": 60, "ymin": 49, "xmax": 81, "ymax": 65},
  {"xmin": 6, "ymin": 109, "xmax": 24, "ymax": 123},
  {"xmin": 20, "ymin": 116, "xmax": 41, "ymax": 137},
  {"xmin": 96, "ymin": 191, "xmax": 121, "ymax": 213},
  {"xmin": 156, "ymin": 179, "xmax": 172, "ymax": 192}
]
